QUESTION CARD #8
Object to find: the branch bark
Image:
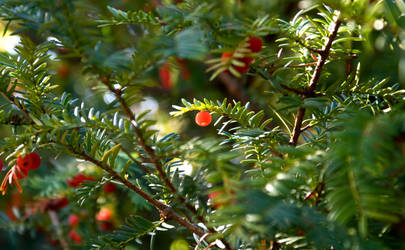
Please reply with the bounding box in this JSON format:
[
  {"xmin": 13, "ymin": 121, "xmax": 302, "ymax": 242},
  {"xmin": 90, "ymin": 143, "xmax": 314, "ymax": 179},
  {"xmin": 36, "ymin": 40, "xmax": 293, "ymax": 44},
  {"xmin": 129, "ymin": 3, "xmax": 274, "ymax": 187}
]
[
  {"xmin": 289, "ymin": 13, "xmax": 341, "ymax": 146},
  {"xmin": 58, "ymin": 141, "xmax": 206, "ymax": 237}
]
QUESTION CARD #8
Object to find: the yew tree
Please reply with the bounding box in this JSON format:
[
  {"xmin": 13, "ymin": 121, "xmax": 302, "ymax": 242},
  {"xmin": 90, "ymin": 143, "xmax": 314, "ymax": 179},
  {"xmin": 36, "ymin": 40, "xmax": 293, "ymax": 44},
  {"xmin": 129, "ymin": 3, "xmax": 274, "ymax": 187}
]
[{"xmin": 0, "ymin": 0, "xmax": 404, "ymax": 249}]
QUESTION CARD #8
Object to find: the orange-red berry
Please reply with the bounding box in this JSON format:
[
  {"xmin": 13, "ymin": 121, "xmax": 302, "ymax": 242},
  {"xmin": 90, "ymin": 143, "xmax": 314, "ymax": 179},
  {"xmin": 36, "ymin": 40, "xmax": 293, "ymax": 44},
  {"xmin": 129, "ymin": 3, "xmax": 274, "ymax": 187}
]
[
  {"xmin": 247, "ymin": 37, "xmax": 263, "ymax": 53},
  {"xmin": 69, "ymin": 230, "xmax": 82, "ymax": 244},
  {"xmin": 195, "ymin": 111, "xmax": 212, "ymax": 127},
  {"xmin": 96, "ymin": 207, "xmax": 112, "ymax": 221},
  {"xmin": 68, "ymin": 214, "xmax": 80, "ymax": 227}
]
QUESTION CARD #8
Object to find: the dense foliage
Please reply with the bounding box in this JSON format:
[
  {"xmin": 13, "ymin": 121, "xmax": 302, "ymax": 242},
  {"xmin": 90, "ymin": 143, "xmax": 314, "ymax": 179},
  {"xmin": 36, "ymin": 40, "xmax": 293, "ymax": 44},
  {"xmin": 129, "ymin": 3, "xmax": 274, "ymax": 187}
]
[{"xmin": 0, "ymin": 0, "xmax": 404, "ymax": 249}]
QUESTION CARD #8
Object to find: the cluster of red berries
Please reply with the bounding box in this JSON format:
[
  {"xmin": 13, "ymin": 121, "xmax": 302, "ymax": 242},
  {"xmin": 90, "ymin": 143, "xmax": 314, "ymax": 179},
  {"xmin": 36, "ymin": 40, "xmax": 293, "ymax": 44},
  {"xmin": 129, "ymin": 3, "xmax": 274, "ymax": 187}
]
[
  {"xmin": 221, "ymin": 37, "xmax": 263, "ymax": 75},
  {"xmin": 16, "ymin": 152, "xmax": 41, "ymax": 178},
  {"xmin": 68, "ymin": 214, "xmax": 82, "ymax": 244},
  {"xmin": 0, "ymin": 152, "xmax": 41, "ymax": 195}
]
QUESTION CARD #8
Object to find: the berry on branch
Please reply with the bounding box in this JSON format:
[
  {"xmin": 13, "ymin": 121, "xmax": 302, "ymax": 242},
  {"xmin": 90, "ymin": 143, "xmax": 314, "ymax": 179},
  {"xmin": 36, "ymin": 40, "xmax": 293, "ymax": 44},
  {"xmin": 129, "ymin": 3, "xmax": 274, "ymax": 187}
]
[
  {"xmin": 68, "ymin": 214, "xmax": 80, "ymax": 227},
  {"xmin": 195, "ymin": 111, "xmax": 212, "ymax": 127},
  {"xmin": 17, "ymin": 152, "xmax": 41, "ymax": 170},
  {"xmin": 221, "ymin": 52, "xmax": 253, "ymax": 74},
  {"xmin": 96, "ymin": 207, "xmax": 112, "ymax": 221},
  {"xmin": 247, "ymin": 37, "xmax": 263, "ymax": 53},
  {"xmin": 0, "ymin": 152, "xmax": 41, "ymax": 195}
]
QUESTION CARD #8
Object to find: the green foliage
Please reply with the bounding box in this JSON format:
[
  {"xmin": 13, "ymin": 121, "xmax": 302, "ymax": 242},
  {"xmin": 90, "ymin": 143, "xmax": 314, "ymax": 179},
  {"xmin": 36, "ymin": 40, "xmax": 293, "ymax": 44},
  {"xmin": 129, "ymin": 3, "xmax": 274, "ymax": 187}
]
[
  {"xmin": 0, "ymin": 0, "xmax": 404, "ymax": 249},
  {"xmin": 92, "ymin": 215, "xmax": 161, "ymax": 249},
  {"xmin": 96, "ymin": 6, "xmax": 160, "ymax": 27}
]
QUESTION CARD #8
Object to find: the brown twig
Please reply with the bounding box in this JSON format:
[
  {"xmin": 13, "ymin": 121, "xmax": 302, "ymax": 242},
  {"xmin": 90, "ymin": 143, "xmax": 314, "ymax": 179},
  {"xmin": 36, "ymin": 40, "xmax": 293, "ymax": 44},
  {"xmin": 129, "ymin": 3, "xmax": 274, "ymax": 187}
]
[
  {"xmin": 101, "ymin": 82, "xmax": 237, "ymax": 249},
  {"xmin": 289, "ymin": 13, "xmax": 341, "ymax": 146},
  {"xmin": 1, "ymin": 92, "xmax": 35, "ymax": 124},
  {"xmin": 279, "ymin": 83, "xmax": 307, "ymax": 95},
  {"xmin": 105, "ymin": 82, "xmax": 233, "ymax": 249},
  {"xmin": 48, "ymin": 210, "xmax": 69, "ymax": 250},
  {"xmin": 58, "ymin": 141, "xmax": 206, "ymax": 237}
]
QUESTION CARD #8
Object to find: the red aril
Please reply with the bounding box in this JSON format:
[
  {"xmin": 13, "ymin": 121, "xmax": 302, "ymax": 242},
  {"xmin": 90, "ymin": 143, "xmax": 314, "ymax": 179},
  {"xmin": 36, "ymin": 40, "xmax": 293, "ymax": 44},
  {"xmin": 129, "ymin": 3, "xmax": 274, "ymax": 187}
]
[
  {"xmin": 247, "ymin": 37, "xmax": 263, "ymax": 53},
  {"xmin": 16, "ymin": 152, "xmax": 41, "ymax": 171},
  {"xmin": 68, "ymin": 214, "xmax": 80, "ymax": 227},
  {"xmin": 96, "ymin": 207, "xmax": 112, "ymax": 221},
  {"xmin": 195, "ymin": 111, "xmax": 212, "ymax": 127}
]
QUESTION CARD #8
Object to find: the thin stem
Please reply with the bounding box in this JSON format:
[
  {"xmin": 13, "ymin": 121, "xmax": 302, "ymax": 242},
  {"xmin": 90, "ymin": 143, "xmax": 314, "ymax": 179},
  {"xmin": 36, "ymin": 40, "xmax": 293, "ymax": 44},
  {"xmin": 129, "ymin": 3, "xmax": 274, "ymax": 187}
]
[
  {"xmin": 1, "ymin": 93, "xmax": 34, "ymax": 124},
  {"xmin": 289, "ymin": 13, "xmax": 341, "ymax": 146},
  {"xmin": 289, "ymin": 107, "xmax": 306, "ymax": 146},
  {"xmin": 107, "ymin": 85, "xmax": 179, "ymax": 195},
  {"xmin": 48, "ymin": 210, "xmax": 70, "ymax": 250},
  {"xmin": 104, "ymin": 82, "xmax": 232, "ymax": 249},
  {"xmin": 279, "ymin": 83, "xmax": 307, "ymax": 95}
]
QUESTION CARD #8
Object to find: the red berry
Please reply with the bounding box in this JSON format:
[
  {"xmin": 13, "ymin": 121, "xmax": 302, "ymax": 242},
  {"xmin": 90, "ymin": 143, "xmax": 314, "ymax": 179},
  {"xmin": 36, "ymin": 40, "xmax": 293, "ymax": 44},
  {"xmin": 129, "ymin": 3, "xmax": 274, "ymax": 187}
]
[
  {"xmin": 247, "ymin": 37, "xmax": 263, "ymax": 53},
  {"xmin": 159, "ymin": 62, "xmax": 172, "ymax": 90},
  {"xmin": 96, "ymin": 208, "xmax": 112, "ymax": 221},
  {"xmin": 234, "ymin": 56, "xmax": 253, "ymax": 74},
  {"xmin": 28, "ymin": 152, "xmax": 41, "ymax": 170},
  {"xmin": 16, "ymin": 152, "xmax": 41, "ymax": 171},
  {"xmin": 69, "ymin": 230, "xmax": 82, "ymax": 244},
  {"xmin": 195, "ymin": 111, "xmax": 212, "ymax": 127},
  {"xmin": 103, "ymin": 182, "xmax": 117, "ymax": 194},
  {"xmin": 0, "ymin": 159, "xmax": 3, "ymax": 169},
  {"xmin": 68, "ymin": 214, "xmax": 80, "ymax": 227}
]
